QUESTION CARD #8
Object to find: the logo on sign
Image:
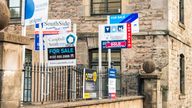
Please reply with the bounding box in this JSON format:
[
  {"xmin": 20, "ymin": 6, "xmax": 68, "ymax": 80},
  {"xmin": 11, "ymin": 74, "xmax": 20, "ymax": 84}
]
[
  {"xmin": 117, "ymin": 25, "xmax": 124, "ymax": 32},
  {"xmin": 105, "ymin": 25, "xmax": 124, "ymax": 33},
  {"xmin": 66, "ymin": 34, "xmax": 76, "ymax": 45},
  {"xmin": 105, "ymin": 26, "xmax": 110, "ymax": 33},
  {"xmin": 111, "ymin": 26, "xmax": 117, "ymax": 33}
]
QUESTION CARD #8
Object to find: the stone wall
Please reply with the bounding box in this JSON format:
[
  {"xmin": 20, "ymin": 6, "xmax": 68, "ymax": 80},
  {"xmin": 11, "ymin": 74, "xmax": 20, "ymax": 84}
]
[
  {"xmin": 166, "ymin": 0, "xmax": 192, "ymax": 107},
  {"xmin": 123, "ymin": 0, "xmax": 168, "ymax": 31},
  {"xmin": 5, "ymin": 0, "xmax": 168, "ymax": 34},
  {"xmin": 168, "ymin": 0, "xmax": 192, "ymax": 44},
  {"xmin": 121, "ymin": 32, "xmax": 169, "ymax": 96},
  {"xmin": 22, "ymin": 96, "xmax": 143, "ymax": 108},
  {"xmin": 0, "ymin": 32, "xmax": 30, "ymax": 108},
  {"xmin": 166, "ymin": 34, "xmax": 192, "ymax": 108}
]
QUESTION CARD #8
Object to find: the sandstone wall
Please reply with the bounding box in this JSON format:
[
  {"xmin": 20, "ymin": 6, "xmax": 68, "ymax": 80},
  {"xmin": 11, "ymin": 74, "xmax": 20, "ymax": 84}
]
[
  {"xmin": 168, "ymin": 0, "xmax": 192, "ymax": 44},
  {"xmin": 166, "ymin": 0, "xmax": 192, "ymax": 107},
  {"xmin": 5, "ymin": 0, "xmax": 168, "ymax": 34},
  {"xmin": 166, "ymin": 35, "xmax": 192, "ymax": 108}
]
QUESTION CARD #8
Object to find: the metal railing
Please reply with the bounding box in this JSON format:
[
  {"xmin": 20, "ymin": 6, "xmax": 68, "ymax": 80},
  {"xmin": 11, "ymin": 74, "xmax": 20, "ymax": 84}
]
[
  {"xmin": 23, "ymin": 63, "xmax": 140, "ymax": 104},
  {"xmin": 23, "ymin": 63, "xmax": 84, "ymax": 104}
]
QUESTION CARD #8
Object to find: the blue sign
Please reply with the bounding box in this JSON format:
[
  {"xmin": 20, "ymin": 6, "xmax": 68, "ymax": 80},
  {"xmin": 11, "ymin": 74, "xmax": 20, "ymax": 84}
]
[
  {"xmin": 34, "ymin": 34, "xmax": 39, "ymax": 50},
  {"xmin": 25, "ymin": 0, "xmax": 49, "ymax": 25},
  {"xmin": 34, "ymin": 33, "xmax": 46, "ymax": 50},
  {"xmin": 25, "ymin": 0, "xmax": 35, "ymax": 20},
  {"xmin": 48, "ymin": 47, "xmax": 75, "ymax": 60},
  {"xmin": 109, "ymin": 13, "xmax": 138, "ymax": 24},
  {"xmin": 108, "ymin": 13, "xmax": 139, "ymax": 33},
  {"xmin": 108, "ymin": 68, "xmax": 117, "ymax": 78}
]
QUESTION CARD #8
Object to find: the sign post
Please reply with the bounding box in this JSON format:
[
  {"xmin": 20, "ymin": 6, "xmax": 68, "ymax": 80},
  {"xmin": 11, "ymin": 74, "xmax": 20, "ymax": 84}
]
[
  {"xmin": 22, "ymin": 0, "xmax": 49, "ymax": 102},
  {"xmin": 21, "ymin": 0, "xmax": 26, "ymax": 103},
  {"xmin": 98, "ymin": 23, "xmax": 127, "ymax": 99},
  {"xmin": 98, "ymin": 25, "xmax": 102, "ymax": 99},
  {"xmin": 72, "ymin": 24, "xmax": 77, "ymax": 100},
  {"xmin": 98, "ymin": 13, "xmax": 139, "ymax": 100}
]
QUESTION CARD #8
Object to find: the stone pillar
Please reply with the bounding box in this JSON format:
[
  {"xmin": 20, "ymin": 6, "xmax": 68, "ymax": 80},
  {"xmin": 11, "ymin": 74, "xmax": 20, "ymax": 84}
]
[
  {"xmin": 0, "ymin": 32, "xmax": 30, "ymax": 108},
  {"xmin": 140, "ymin": 73, "xmax": 162, "ymax": 108}
]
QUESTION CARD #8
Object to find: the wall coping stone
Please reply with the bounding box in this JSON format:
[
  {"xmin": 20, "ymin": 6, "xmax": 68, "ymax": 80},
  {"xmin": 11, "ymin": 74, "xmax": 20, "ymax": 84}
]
[
  {"xmin": 0, "ymin": 32, "xmax": 30, "ymax": 45},
  {"xmin": 21, "ymin": 96, "xmax": 144, "ymax": 108},
  {"xmin": 77, "ymin": 30, "xmax": 169, "ymax": 38},
  {"xmin": 139, "ymin": 73, "xmax": 161, "ymax": 79}
]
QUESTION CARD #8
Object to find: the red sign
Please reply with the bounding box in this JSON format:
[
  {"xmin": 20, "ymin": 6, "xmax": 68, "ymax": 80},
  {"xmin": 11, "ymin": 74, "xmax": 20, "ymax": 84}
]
[
  {"xmin": 109, "ymin": 93, "xmax": 116, "ymax": 99},
  {"xmin": 106, "ymin": 41, "xmax": 126, "ymax": 48},
  {"xmin": 127, "ymin": 23, "xmax": 132, "ymax": 48},
  {"xmin": 34, "ymin": 30, "xmax": 60, "ymax": 35}
]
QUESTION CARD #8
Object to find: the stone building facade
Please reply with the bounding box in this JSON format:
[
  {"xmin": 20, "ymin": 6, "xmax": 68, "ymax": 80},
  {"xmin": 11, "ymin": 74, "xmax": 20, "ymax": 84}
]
[{"xmin": 4, "ymin": 0, "xmax": 192, "ymax": 107}]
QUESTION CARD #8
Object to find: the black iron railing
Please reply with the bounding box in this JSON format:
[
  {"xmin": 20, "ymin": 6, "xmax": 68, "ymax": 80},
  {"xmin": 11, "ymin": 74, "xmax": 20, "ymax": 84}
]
[
  {"xmin": 23, "ymin": 63, "xmax": 140, "ymax": 104},
  {"xmin": 23, "ymin": 63, "xmax": 84, "ymax": 104}
]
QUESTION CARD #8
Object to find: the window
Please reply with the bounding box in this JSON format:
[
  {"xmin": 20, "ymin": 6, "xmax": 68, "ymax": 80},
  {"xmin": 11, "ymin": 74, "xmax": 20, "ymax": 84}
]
[
  {"xmin": 91, "ymin": 0, "xmax": 121, "ymax": 15},
  {"xmin": 179, "ymin": 0, "xmax": 184, "ymax": 24},
  {"xmin": 89, "ymin": 49, "xmax": 121, "ymax": 97},
  {"xmin": 7, "ymin": 0, "xmax": 22, "ymax": 19},
  {"xmin": 89, "ymin": 49, "xmax": 121, "ymax": 72},
  {"xmin": 180, "ymin": 54, "xmax": 185, "ymax": 95}
]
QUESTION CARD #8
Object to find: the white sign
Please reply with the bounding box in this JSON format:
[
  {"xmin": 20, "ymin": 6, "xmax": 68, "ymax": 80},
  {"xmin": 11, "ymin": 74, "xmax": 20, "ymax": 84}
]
[
  {"xmin": 99, "ymin": 23, "xmax": 128, "ymax": 41},
  {"xmin": 48, "ymin": 59, "xmax": 76, "ymax": 67},
  {"xmin": 46, "ymin": 33, "xmax": 77, "ymax": 48},
  {"xmin": 34, "ymin": 19, "xmax": 72, "ymax": 50},
  {"xmin": 108, "ymin": 78, "xmax": 116, "ymax": 93},
  {"xmin": 42, "ymin": 19, "xmax": 71, "ymax": 32},
  {"xmin": 25, "ymin": 0, "xmax": 49, "ymax": 25},
  {"xmin": 45, "ymin": 33, "xmax": 77, "ymax": 66}
]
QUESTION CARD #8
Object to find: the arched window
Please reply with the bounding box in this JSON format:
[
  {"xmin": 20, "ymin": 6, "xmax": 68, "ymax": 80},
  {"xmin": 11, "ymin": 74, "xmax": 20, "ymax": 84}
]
[{"xmin": 180, "ymin": 54, "xmax": 185, "ymax": 94}]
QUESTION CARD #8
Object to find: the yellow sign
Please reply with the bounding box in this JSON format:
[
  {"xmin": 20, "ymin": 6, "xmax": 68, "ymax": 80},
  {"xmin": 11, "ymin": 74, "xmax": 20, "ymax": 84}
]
[
  {"xmin": 84, "ymin": 93, "xmax": 90, "ymax": 99},
  {"xmin": 83, "ymin": 69, "xmax": 97, "ymax": 99},
  {"xmin": 93, "ymin": 71, "xmax": 97, "ymax": 82}
]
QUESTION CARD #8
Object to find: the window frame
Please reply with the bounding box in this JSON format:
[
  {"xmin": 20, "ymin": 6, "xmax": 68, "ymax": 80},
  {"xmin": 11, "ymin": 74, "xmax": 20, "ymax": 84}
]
[
  {"xmin": 179, "ymin": 54, "xmax": 185, "ymax": 95},
  {"xmin": 89, "ymin": 48, "xmax": 121, "ymax": 69},
  {"xmin": 91, "ymin": 0, "xmax": 121, "ymax": 16},
  {"xmin": 7, "ymin": 0, "xmax": 22, "ymax": 19},
  {"xmin": 179, "ymin": 0, "xmax": 184, "ymax": 24}
]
